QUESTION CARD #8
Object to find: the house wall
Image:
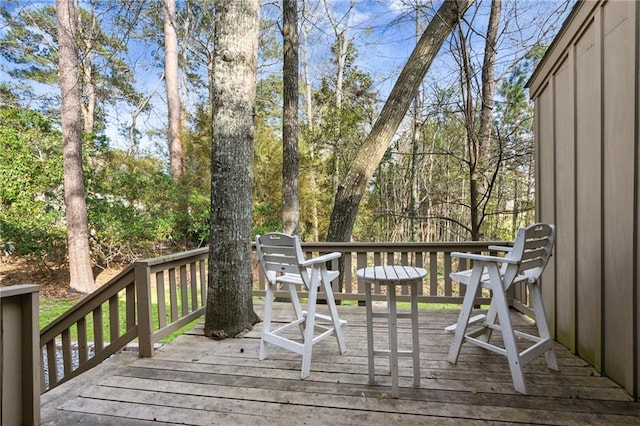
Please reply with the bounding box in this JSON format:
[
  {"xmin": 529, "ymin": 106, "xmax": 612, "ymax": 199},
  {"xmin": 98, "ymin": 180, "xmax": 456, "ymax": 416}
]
[{"xmin": 528, "ymin": 0, "xmax": 638, "ymax": 399}]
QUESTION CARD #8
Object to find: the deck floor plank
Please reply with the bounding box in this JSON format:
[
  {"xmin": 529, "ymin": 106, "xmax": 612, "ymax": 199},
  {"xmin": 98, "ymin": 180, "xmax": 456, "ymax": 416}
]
[{"xmin": 41, "ymin": 303, "xmax": 640, "ymax": 425}]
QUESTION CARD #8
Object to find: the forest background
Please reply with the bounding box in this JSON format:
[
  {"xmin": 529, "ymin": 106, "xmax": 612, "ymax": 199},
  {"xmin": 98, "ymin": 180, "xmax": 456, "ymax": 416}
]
[{"xmin": 0, "ymin": 0, "xmax": 571, "ymax": 290}]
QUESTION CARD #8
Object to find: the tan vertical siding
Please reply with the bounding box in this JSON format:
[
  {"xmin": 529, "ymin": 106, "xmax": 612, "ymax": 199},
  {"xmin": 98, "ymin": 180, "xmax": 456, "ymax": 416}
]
[
  {"xmin": 528, "ymin": 0, "xmax": 639, "ymax": 398},
  {"xmin": 554, "ymin": 53, "xmax": 577, "ymax": 351},
  {"xmin": 636, "ymin": 0, "xmax": 640, "ymax": 402},
  {"xmin": 536, "ymin": 86, "xmax": 557, "ymax": 335},
  {"xmin": 575, "ymin": 12, "xmax": 603, "ymax": 371},
  {"xmin": 602, "ymin": 0, "xmax": 636, "ymax": 391}
]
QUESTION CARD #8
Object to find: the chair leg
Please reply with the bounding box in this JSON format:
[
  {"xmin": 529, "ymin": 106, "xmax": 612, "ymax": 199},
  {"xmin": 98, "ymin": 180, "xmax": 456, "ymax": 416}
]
[
  {"xmin": 259, "ymin": 283, "xmax": 275, "ymax": 360},
  {"xmin": 300, "ymin": 269, "xmax": 320, "ymax": 379},
  {"xmin": 321, "ymin": 268, "xmax": 347, "ymax": 354},
  {"xmin": 529, "ymin": 283, "xmax": 559, "ymax": 371},
  {"xmin": 486, "ymin": 265, "xmax": 527, "ymax": 395},
  {"xmin": 365, "ymin": 281, "xmax": 375, "ymax": 385},
  {"xmin": 287, "ymin": 283, "xmax": 305, "ymax": 338},
  {"xmin": 448, "ymin": 265, "xmax": 483, "ymax": 364},
  {"xmin": 478, "ymin": 298, "xmax": 498, "ymax": 343}
]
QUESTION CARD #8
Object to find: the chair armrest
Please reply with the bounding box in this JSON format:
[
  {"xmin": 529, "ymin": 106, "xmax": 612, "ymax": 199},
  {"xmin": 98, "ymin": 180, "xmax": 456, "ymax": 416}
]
[
  {"xmin": 488, "ymin": 245, "xmax": 512, "ymax": 252},
  {"xmin": 451, "ymin": 251, "xmax": 519, "ymax": 264},
  {"xmin": 299, "ymin": 251, "xmax": 342, "ymax": 267}
]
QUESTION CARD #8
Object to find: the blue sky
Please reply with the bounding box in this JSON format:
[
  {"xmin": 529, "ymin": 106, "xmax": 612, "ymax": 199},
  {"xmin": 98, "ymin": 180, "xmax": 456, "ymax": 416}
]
[{"xmin": 1, "ymin": 0, "xmax": 573, "ymax": 155}]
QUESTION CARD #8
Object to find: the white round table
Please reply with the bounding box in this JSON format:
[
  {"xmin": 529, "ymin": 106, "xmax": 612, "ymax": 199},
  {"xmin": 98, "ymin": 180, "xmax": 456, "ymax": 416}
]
[{"xmin": 357, "ymin": 265, "xmax": 427, "ymax": 398}]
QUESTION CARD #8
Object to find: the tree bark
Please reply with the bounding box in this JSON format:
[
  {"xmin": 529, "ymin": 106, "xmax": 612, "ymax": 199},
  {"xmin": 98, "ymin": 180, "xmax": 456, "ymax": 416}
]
[
  {"xmin": 163, "ymin": 0, "xmax": 184, "ymax": 178},
  {"xmin": 205, "ymin": 0, "xmax": 260, "ymax": 339},
  {"xmin": 56, "ymin": 0, "xmax": 96, "ymax": 294},
  {"xmin": 282, "ymin": 0, "xmax": 300, "ymax": 235},
  {"xmin": 326, "ymin": 0, "xmax": 474, "ymax": 243}
]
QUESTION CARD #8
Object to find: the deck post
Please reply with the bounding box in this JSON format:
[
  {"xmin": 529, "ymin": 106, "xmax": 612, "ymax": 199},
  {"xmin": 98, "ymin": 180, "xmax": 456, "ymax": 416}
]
[
  {"xmin": 1, "ymin": 284, "xmax": 40, "ymax": 426},
  {"xmin": 135, "ymin": 261, "xmax": 154, "ymax": 357}
]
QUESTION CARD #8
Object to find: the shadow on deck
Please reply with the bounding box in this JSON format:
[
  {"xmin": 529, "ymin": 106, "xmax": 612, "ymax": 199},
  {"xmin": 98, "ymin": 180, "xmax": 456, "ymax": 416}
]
[{"xmin": 41, "ymin": 302, "xmax": 640, "ymax": 425}]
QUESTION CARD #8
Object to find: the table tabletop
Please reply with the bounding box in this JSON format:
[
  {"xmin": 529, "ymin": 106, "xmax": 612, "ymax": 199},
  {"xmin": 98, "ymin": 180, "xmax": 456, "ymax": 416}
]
[{"xmin": 357, "ymin": 265, "xmax": 427, "ymax": 282}]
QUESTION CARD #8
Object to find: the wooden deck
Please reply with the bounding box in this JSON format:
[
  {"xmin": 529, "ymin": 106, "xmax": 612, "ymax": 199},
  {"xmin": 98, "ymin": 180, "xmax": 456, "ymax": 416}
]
[{"xmin": 41, "ymin": 302, "xmax": 640, "ymax": 425}]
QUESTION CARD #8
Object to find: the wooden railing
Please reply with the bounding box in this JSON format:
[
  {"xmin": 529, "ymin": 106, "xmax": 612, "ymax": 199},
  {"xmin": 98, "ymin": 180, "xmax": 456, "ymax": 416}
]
[
  {"xmin": 39, "ymin": 248, "xmax": 209, "ymax": 392},
  {"xmin": 39, "ymin": 240, "xmax": 519, "ymax": 393}
]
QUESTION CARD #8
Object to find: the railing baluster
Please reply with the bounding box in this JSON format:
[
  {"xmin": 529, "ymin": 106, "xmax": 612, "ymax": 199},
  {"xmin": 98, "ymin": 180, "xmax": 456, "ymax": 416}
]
[
  {"xmin": 180, "ymin": 265, "xmax": 188, "ymax": 316},
  {"xmin": 169, "ymin": 268, "xmax": 178, "ymax": 322},
  {"xmin": 343, "ymin": 251, "xmax": 353, "ymax": 294},
  {"xmin": 444, "ymin": 252, "xmax": 453, "ymax": 296},
  {"xmin": 386, "ymin": 251, "xmax": 394, "ymax": 266},
  {"xmin": 199, "ymin": 260, "xmax": 207, "ymax": 306},
  {"xmin": 61, "ymin": 329, "xmax": 72, "ymax": 376},
  {"xmin": 46, "ymin": 339, "xmax": 57, "ymax": 386},
  {"xmin": 126, "ymin": 283, "xmax": 135, "ymax": 329},
  {"xmin": 456, "ymin": 257, "xmax": 467, "ymax": 297},
  {"xmin": 109, "ymin": 294, "xmax": 119, "ymax": 342},
  {"xmin": 190, "ymin": 262, "xmax": 198, "ymax": 311},
  {"xmin": 416, "ymin": 252, "xmax": 424, "ymax": 296},
  {"xmin": 77, "ymin": 317, "xmax": 88, "ymax": 364},
  {"xmin": 429, "ymin": 252, "xmax": 438, "ymax": 296},
  {"xmin": 157, "ymin": 271, "xmax": 166, "ymax": 329},
  {"xmin": 135, "ymin": 261, "xmax": 153, "ymax": 357},
  {"xmin": 93, "ymin": 306, "xmax": 103, "ymax": 352}
]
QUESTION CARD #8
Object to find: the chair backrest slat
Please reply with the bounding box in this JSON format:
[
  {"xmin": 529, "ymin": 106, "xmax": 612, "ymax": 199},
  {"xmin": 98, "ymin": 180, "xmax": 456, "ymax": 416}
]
[
  {"xmin": 256, "ymin": 233, "xmax": 305, "ymax": 283},
  {"xmin": 518, "ymin": 258, "xmax": 544, "ymax": 274},
  {"xmin": 503, "ymin": 223, "xmax": 555, "ymax": 285},
  {"xmin": 521, "ymin": 247, "xmax": 546, "ymax": 262}
]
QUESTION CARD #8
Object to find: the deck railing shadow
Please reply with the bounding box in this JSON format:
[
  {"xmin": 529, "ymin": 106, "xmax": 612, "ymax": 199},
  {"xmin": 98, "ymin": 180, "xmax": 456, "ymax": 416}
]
[{"xmin": 39, "ymin": 240, "xmax": 526, "ymax": 393}]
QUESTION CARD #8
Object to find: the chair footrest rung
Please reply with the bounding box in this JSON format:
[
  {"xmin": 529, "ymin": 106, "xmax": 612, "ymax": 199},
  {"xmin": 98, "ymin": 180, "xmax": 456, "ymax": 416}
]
[
  {"xmin": 262, "ymin": 333, "xmax": 305, "ymax": 355},
  {"xmin": 311, "ymin": 328, "xmax": 337, "ymax": 345},
  {"xmin": 520, "ymin": 338, "xmax": 555, "ymax": 365},
  {"xmin": 445, "ymin": 314, "xmax": 486, "ymax": 334},
  {"xmin": 270, "ymin": 318, "xmax": 306, "ymax": 335},
  {"xmin": 372, "ymin": 349, "xmax": 416, "ymax": 357},
  {"xmin": 371, "ymin": 312, "xmax": 413, "ymax": 320},
  {"xmin": 513, "ymin": 329, "xmax": 541, "ymax": 342},
  {"xmin": 464, "ymin": 335, "xmax": 507, "ymax": 356},
  {"xmin": 310, "ymin": 312, "xmax": 347, "ymax": 327}
]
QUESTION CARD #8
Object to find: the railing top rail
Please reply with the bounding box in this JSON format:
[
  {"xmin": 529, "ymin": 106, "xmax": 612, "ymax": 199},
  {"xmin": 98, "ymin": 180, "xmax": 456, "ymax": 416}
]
[
  {"xmin": 135, "ymin": 247, "xmax": 209, "ymax": 267},
  {"xmin": 0, "ymin": 284, "xmax": 40, "ymax": 298},
  {"xmin": 294, "ymin": 240, "xmax": 508, "ymax": 250}
]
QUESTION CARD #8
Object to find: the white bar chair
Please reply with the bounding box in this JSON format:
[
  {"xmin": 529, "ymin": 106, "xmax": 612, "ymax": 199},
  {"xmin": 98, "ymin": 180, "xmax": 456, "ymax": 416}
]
[
  {"xmin": 256, "ymin": 233, "xmax": 347, "ymax": 379},
  {"xmin": 446, "ymin": 223, "xmax": 559, "ymax": 394}
]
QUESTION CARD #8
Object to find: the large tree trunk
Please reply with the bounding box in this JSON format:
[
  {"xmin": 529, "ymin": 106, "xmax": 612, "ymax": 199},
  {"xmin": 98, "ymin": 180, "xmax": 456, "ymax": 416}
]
[
  {"xmin": 205, "ymin": 0, "xmax": 260, "ymax": 339},
  {"xmin": 282, "ymin": 0, "xmax": 300, "ymax": 236},
  {"xmin": 56, "ymin": 0, "xmax": 96, "ymax": 294},
  {"xmin": 163, "ymin": 0, "xmax": 184, "ymax": 178},
  {"xmin": 326, "ymin": 0, "xmax": 474, "ymax": 243}
]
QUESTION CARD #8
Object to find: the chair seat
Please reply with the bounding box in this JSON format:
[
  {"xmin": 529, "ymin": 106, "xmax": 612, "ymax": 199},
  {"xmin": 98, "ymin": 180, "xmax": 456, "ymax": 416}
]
[
  {"xmin": 450, "ymin": 269, "xmax": 532, "ymax": 289},
  {"xmin": 276, "ymin": 270, "xmax": 340, "ymax": 287}
]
